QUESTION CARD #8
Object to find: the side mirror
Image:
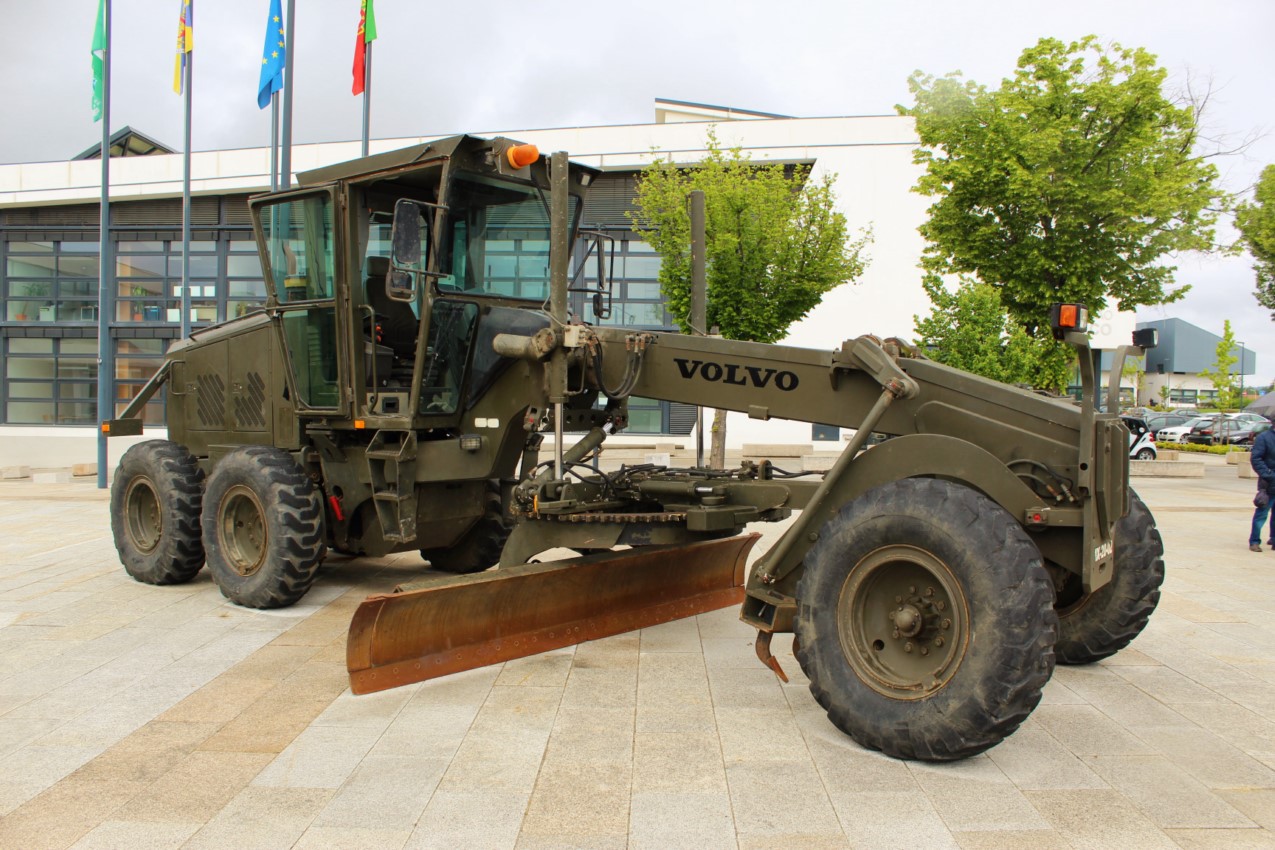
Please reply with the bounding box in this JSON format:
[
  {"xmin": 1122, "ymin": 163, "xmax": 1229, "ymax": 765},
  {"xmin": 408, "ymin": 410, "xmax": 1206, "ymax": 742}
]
[
  {"xmin": 389, "ymin": 199, "xmax": 429, "ymax": 302},
  {"xmin": 388, "ymin": 269, "xmax": 414, "ymax": 300},
  {"xmin": 391, "ymin": 199, "xmax": 423, "ymax": 267}
]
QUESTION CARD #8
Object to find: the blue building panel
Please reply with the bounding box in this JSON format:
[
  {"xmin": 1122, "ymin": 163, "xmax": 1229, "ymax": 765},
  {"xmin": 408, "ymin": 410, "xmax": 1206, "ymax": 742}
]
[{"xmin": 1136, "ymin": 318, "xmax": 1255, "ymax": 376}]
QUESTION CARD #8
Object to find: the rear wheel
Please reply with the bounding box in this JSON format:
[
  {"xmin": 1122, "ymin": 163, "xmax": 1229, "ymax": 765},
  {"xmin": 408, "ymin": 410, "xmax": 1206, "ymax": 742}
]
[
  {"xmin": 110, "ymin": 440, "xmax": 205, "ymax": 585},
  {"xmin": 1054, "ymin": 491, "xmax": 1164, "ymax": 664},
  {"xmin": 794, "ymin": 478, "xmax": 1057, "ymax": 761},
  {"xmin": 201, "ymin": 446, "xmax": 326, "ymax": 608},
  {"xmin": 421, "ymin": 480, "xmax": 511, "ymax": 574},
  {"xmin": 1135, "ymin": 447, "xmax": 1156, "ymax": 460}
]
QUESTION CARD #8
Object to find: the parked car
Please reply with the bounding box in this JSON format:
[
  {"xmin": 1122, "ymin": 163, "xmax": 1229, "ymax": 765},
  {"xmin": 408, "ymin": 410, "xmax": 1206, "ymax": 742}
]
[
  {"xmin": 1186, "ymin": 415, "xmax": 1268, "ymax": 446},
  {"xmin": 1156, "ymin": 416, "xmax": 1211, "ymax": 445},
  {"xmin": 1122, "ymin": 416, "xmax": 1157, "ymax": 460},
  {"xmin": 1226, "ymin": 420, "xmax": 1272, "ymax": 447},
  {"xmin": 1145, "ymin": 412, "xmax": 1196, "ymax": 437}
]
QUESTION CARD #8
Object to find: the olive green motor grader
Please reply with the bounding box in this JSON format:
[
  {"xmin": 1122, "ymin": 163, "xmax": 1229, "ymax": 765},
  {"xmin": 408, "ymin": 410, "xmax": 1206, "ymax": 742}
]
[{"xmin": 107, "ymin": 135, "xmax": 1163, "ymax": 761}]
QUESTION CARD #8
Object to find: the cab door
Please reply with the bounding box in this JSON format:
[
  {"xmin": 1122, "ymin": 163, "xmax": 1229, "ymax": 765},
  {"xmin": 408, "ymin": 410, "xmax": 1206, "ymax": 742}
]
[{"xmin": 251, "ymin": 187, "xmax": 348, "ymax": 417}]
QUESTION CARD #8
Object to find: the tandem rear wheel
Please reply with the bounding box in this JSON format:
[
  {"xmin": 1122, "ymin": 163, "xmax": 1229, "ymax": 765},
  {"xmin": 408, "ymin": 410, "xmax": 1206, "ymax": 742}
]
[
  {"xmin": 420, "ymin": 479, "xmax": 511, "ymax": 574},
  {"xmin": 110, "ymin": 439, "xmax": 206, "ymax": 585},
  {"xmin": 794, "ymin": 478, "xmax": 1058, "ymax": 761},
  {"xmin": 201, "ymin": 446, "xmax": 326, "ymax": 609}
]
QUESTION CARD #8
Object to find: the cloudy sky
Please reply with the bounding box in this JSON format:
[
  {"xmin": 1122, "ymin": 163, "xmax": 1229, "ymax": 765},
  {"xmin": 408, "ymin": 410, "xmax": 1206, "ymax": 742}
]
[{"xmin": 2, "ymin": 0, "xmax": 1272, "ymax": 384}]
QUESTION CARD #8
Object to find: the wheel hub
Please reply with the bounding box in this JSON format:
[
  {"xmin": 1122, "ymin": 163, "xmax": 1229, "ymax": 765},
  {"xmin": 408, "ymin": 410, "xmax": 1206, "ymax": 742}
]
[
  {"xmin": 219, "ymin": 485, "xmax": 267, "ymax": 577},
  {"xmin": 837, "ymin": 546, "xmax": 969, "ymax": 700},
  {"xmin": 124, "ymin": 477, "xmax": 162, "ymax": 554}
]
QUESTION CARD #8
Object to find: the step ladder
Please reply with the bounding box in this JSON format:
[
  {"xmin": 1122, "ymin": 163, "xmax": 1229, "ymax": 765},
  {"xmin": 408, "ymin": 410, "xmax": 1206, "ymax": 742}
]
[{"xmin": 366, "ymin": 430, "xmax": 419, "ymax": 543}]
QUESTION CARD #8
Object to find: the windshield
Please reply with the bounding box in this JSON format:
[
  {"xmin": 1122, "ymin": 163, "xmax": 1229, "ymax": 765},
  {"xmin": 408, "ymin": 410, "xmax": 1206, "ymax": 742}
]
[{"xmin": 437, "ymin": 173, "xmax": 579, "ymax": 301}]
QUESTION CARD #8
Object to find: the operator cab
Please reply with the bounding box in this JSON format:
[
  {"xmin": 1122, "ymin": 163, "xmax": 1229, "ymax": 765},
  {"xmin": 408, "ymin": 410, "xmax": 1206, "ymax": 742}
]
[{"xmin": 250, "ymin": 135, "xmax": 601, "ymax": 430}]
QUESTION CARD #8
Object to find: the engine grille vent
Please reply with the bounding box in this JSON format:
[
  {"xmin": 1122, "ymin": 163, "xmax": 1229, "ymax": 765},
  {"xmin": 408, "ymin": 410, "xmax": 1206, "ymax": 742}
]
[
  {"xmin": 194, "ymin": 373, "xmax": 225, "ymax": 428},
  {"xmin": 235, "ymin": 371, "xmax": 267, "ymax": 429}
]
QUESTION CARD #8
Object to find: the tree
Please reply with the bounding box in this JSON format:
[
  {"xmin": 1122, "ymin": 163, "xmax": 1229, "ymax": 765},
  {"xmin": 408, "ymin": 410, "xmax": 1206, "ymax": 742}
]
[
  {"xmin": 1122, "ymin": 354, "xmax": 1145, "ymax": 406},
  {"xmin": 1236, "ymin": 164, "xmax": 1275, "ymax": 320},
  {"xmin": 630, "ymin": 130, "xmax": 870, "ymax": 463},
  {"xmin": 1198, "ymin": 319, "xmax": 1239, "ymax": 409},
  {"xmin": 900, "ymin": 36, "xmax": 1222, "ymax": 338},
  {"xmin": 913, "ymin": 275, "xmax": 1067, "ymax": 388}
]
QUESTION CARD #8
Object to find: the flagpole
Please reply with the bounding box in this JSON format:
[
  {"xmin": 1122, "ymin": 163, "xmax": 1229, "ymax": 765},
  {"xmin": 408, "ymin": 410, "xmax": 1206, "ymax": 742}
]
[
  {"xmin": 361, "ymin": 40, "xmax": 372, "ymax": 157},
  {"xmin": 270, "ymin": 93, "xmax": 279, "ymax": 191},
  {"xmin": 280, "ymin": 0, "xmax": 295, "ymax": 190},
  {"xmin": 96, "ymin": 0, "xmax": 113, "ymax": 490},
  {"xmin": 180, "ymin": 21, "xmax": 193, "ymax": 339}
]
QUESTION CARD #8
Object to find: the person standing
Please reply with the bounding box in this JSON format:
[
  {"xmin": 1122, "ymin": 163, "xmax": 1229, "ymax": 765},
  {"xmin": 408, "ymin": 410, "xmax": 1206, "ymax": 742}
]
[{"xmin": 1251, "ymin": 425, "xmax": 1275, "ymax": 552}]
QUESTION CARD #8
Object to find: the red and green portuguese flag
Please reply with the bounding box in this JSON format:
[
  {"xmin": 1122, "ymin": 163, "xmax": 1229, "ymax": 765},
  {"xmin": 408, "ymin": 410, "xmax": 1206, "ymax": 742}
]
[{"xmin": 351, "ymin": 0, "xmax": 377, "ymax": 96}]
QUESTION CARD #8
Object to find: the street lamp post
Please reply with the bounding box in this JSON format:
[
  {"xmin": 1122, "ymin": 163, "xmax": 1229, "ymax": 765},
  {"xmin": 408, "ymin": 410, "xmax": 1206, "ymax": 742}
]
[{"xmin": 1239, "ymin": 341, "xmax": 1246, "ymax": 407}]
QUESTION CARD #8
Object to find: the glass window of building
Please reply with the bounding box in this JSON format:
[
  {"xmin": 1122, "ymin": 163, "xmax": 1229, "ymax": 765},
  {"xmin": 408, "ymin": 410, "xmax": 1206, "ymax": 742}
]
[{"xmin": 4, "ymin": 337, "xmax": 98, "ymax": 424}]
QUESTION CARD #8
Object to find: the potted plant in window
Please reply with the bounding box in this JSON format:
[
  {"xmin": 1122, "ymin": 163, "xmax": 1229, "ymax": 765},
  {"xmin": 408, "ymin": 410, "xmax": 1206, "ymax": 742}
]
[{"xmin": 12, "ymin": 282, "xmax": 46, "ymax": 321}]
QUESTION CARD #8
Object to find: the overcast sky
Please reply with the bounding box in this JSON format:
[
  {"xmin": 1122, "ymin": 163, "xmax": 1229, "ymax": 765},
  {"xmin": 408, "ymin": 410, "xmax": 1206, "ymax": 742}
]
[{"xmin": 1, "ymin": 0, "xmax": 1272, "ymax": 385}]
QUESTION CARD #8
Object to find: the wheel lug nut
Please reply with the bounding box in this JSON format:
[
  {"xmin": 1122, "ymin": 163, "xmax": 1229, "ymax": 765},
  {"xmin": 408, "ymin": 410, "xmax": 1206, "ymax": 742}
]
[
  {"xmin": 942, "ymin": 619, "xmax": 951, "ymax": 630},
  {"xmin": 920, "ymin": 647, "xmax": 929, "ymax": 656},
  {"xmin": 904, "ymin": 642, "xmax": 913, "ymax": 653},
  {"xmin": 936, "ymin": 601, "xmax": 946, "ymax": 611},
  {"xmin": 895, "ymin": 596, "xmax": 902, "ymax": 603},
  {"xmin": 935, "ymin": 637, "xmax": 944, "ymax": 647},
  {"xmin": 909, "ymin": 586, "xmax": 916, "ymax": 594},
  {"xmin": 925, "ymin": 587, "xmax": 934, "ymax": 597},
  {"xmin": 892, "ymin": 629, "xmax": 900, "ymax": 638}
]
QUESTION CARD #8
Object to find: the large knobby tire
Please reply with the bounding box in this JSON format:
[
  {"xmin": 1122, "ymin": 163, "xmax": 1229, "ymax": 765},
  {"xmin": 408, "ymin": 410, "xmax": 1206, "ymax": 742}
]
[
  {"xmin": 201, "ymin": 446, "xmax": 326, "ymax": 608},
  {"xmin": 421, "ymin": 480, "xmax": 511, "ymax": 574},
  {"xmin": 1054, "ymin": 491, "xmax": 1164, "ymax": 664},
  {"xmin": 110, "ymin": 440, "xmax": 205, "ymax": 585},
  {"xmin": 794, "ymin": 478, "xmax": 1057, "ymax": 762}
]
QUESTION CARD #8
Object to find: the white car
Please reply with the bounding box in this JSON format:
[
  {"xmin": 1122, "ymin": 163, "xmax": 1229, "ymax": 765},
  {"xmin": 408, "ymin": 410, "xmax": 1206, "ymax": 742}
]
[
  {"xmin": 1156, "ymin": 416, "xmax": 1211, "ymax": 444},
  {"xmin": 1122, "ymin": 417, "xmax": 1157, "ymax": 460}
]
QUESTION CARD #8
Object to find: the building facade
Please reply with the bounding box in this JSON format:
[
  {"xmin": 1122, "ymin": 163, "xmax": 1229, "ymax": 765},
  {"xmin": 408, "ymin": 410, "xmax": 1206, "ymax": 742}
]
[
  {"xmin": 0, "ymin": 100, "xmax": 1152, "ymax": 467},
  {"xmin": 1136, "ymin": 318, "xmax": 1257, "ymax": 408}
]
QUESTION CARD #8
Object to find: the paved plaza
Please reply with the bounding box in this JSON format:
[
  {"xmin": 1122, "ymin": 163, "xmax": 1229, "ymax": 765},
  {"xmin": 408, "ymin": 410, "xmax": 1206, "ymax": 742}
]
[{"xmin": 1, "ymin": 456, "xmax": 1274, "ymax": 849}]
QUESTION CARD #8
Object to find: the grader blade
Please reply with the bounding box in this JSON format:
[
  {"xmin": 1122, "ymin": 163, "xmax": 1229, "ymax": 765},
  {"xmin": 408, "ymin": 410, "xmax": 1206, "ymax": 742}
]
[{"xmin": 347, "ymin": 533, "xmax": 760, "ymax": 694}]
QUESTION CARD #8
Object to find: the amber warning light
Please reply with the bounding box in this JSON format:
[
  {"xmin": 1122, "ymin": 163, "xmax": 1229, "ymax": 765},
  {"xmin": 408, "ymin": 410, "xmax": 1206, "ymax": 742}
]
[
  {"xmin": 506, "ymin": 144, "xmax": 540, "ymax": 170},
  {"xmin": 1049, "ymin": 303, "xmax": 1090, "ymax": 340}
]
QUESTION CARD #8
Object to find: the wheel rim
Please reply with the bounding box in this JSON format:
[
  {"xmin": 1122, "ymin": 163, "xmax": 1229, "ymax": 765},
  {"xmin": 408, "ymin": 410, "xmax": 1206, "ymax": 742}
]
[
  {"xmin": 124, "ymin": 477, "xmax": 162, "ymax": 554},
  {"xmin": 836, "ymin": 545, "xmax": 969, "ymax": 700},
  {"xmin": 218, "ymin": 484, "xmax": 267, "ymax": 577}
]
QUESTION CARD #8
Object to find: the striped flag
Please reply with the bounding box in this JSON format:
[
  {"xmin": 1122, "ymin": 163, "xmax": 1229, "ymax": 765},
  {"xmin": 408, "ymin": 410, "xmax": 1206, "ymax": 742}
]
[
  {"xmin": 352, "ymin": 0, "xmax": 377, "ymax": 96},
  {"xmin": 173, "ymin": 0, "xmax": 193, "ymax": 95},
  {"xmin": 91, "ymin": 0, "xmax": 106, "ymax": 120}
]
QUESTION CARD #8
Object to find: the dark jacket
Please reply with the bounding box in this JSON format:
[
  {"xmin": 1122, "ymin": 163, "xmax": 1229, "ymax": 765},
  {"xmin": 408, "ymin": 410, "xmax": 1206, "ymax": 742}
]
[{"xmin": 1253, "ymin": 428, "xmax": 1275, "ymax": 482}]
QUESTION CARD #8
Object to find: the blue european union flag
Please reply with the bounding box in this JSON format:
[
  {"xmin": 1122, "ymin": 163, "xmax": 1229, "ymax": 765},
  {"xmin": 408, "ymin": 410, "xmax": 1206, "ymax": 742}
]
[{"xmin": 257, "ymin": 0, "xmax": 285, "ymax": 109}]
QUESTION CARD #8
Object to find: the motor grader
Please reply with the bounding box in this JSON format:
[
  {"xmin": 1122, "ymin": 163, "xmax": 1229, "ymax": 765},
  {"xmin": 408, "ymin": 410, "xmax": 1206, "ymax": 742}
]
[{"xmin": 107, "ymin": 134, "xmax": 1164, "ymax": 762}]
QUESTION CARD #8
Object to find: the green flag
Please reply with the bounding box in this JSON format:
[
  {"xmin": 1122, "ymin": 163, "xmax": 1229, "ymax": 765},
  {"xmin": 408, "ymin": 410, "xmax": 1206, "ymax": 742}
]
[{"xmin": 91, "ymin": 0, "xmax": 106, "ymax": 121}]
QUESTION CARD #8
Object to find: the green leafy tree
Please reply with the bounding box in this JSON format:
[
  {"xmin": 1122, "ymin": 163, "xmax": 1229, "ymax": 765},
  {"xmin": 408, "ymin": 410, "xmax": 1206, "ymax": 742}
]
[
  {"xmin": 913, "ymin": 275, "xmax": 1069, "ymax": 388},
  {"xmin": 1122, "ymin": 354, "xmax": 1145, "ymax": 406},
  {"xmin": 1198, "ymin": 319, "xmax": 1239, "ymax": 409},
  {"xmin": 630, "ymin": 130, "xmax": 870, "ymax": 462},
  {"xmin": 1236, "ymin": 164, "xmax": 1275, "ymax": 320},
  {"xmin": 900, "ymin": 36, "xmax": 1223, "ymax": 352}
]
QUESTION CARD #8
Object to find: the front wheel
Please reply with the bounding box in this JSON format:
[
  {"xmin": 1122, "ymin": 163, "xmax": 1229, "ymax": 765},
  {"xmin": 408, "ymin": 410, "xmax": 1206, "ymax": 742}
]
[
  {"xmin": 1054, "ymin": 491, "xmax": 1164, "ymax": 664},
  {"xmin": 201, "ymin": 446, "xmax": 326, "ymax": 608},
  {"xmin": 110, "ymin": 440, "xmax": 205, "ymax": 585},
  {"xmin": 794, "ymin": 478, "xmax": 1057, "ymax": 761}
]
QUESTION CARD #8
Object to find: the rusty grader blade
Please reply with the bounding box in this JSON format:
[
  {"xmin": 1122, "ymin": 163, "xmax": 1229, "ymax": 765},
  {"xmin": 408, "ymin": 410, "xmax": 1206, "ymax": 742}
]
[{"xmin": 347, "ymin": 533, "xmax": 760, "ymax": 694}]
